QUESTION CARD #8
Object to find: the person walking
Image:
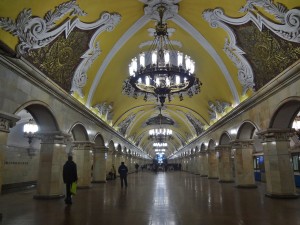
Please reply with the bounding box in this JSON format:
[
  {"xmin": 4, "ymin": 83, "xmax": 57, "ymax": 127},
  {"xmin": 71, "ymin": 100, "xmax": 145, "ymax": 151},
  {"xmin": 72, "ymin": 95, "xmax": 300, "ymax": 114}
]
[
  {"xmin": 118, "ymin": 162, "xmax": 128, "ymax": 188},
  {"xmin": 63, "ymin": 155, "xmax": 78, "ymax": 205}
]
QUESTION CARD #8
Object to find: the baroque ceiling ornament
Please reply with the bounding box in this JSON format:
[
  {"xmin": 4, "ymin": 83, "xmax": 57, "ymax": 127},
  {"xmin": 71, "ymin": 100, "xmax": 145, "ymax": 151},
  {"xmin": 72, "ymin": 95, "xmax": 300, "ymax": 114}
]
[
  {"xmin": 140, "ymin": 0, "xmax": 180, "ymax": 21},
  {"xmin": 185, "ymin": 113, "xmax": 204, "ymax": 136},
  {"xmin": 208, "ymin": 100, "xmax": 231, "ymax": 121},
  {"xmin": 93, "ymin": 102, "xmax": 113, "ymax": 121},
  {"xmin": 0, "ymin": 0, "xmax": 86, "ymax": 55},
  {"xmin": 0, "ymin": 0, "xmax": 121, "ymax": 97},
  {"xmin": 203, "ymin": 1, "xmax": 300, "ymax": 95}
]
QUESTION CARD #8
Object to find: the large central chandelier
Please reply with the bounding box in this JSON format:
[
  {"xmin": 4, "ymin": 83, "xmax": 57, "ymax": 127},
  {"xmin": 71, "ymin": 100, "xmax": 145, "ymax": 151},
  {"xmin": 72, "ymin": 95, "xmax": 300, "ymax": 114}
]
[{"xmin": 122, "ymin": 4, "xmax": 202, "ymax": 106}]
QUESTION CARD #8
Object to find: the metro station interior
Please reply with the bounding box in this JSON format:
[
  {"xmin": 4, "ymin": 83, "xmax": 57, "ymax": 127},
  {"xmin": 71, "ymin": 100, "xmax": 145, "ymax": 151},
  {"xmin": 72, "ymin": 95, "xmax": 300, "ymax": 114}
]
[{"xmin": 0, "ymin": 0, "xmax": 300, "ymax": 224}]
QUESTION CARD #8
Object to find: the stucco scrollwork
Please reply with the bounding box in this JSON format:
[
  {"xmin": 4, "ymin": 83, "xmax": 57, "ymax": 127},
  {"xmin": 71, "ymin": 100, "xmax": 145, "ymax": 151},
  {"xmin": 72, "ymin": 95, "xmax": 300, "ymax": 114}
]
[
  {"xmin": 203, "ymin": 1, "xmax": 300, "ymax": 94},
  {"xmin": 239, "ymin": 0, "xmax": 300, "ymax": 43},
  {"xmin": 71, "ymin": 42, "xmax": 101, "ymax": 97},
  {"xmin": 0, "ymin": 1, "xmax": 86, "ymax": 55},
  {"xmin": 240, "ymin": 0, "xmax": 288, "ymax": 23},
  {"xmin": 93, "ymin": 102, "xmax": 113, "ymax": 121},
  {"xmin": 0, "ymin": 1, "xmax": 122, "ymax": 97},
  {"xmin": 203, "ymin": 8, "xmax": 255, "ymax": 94},
  {"xmin": 208, "ymin": 100, "xmax": 231, "ymax": 121},
  {"xmin": 140, "ymin": 0, "xmax": 180, "ymax": 21}
]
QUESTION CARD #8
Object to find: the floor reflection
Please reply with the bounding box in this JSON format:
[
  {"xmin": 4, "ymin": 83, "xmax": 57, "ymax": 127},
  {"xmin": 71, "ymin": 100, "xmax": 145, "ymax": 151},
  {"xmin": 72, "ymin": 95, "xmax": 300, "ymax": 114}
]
[{"xmin": 0, "ymin": 172, "xmax": 300, "ymax": 225}]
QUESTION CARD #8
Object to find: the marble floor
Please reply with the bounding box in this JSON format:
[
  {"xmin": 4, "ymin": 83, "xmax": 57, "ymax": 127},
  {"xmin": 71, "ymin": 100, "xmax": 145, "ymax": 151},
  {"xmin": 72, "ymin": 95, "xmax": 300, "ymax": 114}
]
[{"xmin": 1, "ymin": 171, "xmax": 300, "ymax": 225}]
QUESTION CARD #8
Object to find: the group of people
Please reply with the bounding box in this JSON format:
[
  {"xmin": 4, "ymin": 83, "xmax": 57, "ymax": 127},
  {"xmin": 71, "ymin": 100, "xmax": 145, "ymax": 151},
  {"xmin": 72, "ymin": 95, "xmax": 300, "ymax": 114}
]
[{"xmin": 63, "ymin": 156, "xmax": 129, "ymax": 205}]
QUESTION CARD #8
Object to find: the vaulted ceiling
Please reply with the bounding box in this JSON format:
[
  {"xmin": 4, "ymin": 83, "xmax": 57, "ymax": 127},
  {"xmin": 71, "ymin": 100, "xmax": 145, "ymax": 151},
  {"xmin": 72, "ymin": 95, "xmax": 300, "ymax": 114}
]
[{"xmin": 0, "ymin": 0, "xmax": 299, "ymax": 158}]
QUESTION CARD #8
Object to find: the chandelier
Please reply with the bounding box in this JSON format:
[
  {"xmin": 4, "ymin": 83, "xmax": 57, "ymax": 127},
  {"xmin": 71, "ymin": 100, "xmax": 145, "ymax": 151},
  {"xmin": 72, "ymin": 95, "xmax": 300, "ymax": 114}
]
[
  {"xmin": 122, "ymin": 4, "xmax": 202, "ymax": 106},
  {"xmin": 147, "ymin": 107, "xmax": 174, "ymax": 142},
  {"xmin": 153, "ymin": 142, "xmax": 167, "ymax": 147},
  {"xmin": 23, "ymin": 119, "xmax": 38, "ymax": 144}
]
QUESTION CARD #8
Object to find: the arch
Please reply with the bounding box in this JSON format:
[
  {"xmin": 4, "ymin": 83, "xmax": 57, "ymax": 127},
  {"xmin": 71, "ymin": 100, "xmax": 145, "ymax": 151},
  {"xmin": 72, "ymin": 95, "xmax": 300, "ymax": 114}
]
[
  {"xmin": 269, "ymin": 97, "xmax": 300, "ymax": 129},
  {"xmin": 200, "ymin": 143, "xmax": 206, "ymax": 152},
  {"xmin": 237, "ymin": 121, "xmax": 258, "ymax": 140},
  {"xmin": 108, "ymin": 140, "xmax": 115, "ymax": 151},
  {"xmin": 15, "ymin": 102, "xmax": 59, "ymax": 132},
  {"xmin": 208, "ymin": 139, "xmax": 216, "ymax": 150},
  {"xmin": 117, "ymin": 144, "xmax": 122, "ymax": 152},
  {"xmin": 94, "ymin": 133, "xmax": 105, "ymax": 147},
  {"xmin": 219, "ymin": 132, "xmax": 231, "ymax": 145},
  {"xmin": 195, "ymin": 146, "xmax": 199, "ymax": 153},
  {"xmin": 70, "ymin": 123, "xmax": 89, "ymax": 141}
]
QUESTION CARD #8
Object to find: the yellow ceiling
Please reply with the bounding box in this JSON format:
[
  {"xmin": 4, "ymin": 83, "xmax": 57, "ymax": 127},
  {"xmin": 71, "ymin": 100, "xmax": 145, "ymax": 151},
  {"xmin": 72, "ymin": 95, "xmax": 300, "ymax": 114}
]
[{"xmin": 0, "ymin": 0, "xmax": 298, "ymax": 157}]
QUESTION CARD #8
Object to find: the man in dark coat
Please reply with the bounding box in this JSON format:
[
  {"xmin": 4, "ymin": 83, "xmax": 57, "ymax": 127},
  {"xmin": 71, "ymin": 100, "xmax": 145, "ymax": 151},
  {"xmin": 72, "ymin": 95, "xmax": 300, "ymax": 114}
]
[
  {"xmin": 118, "ymin": 162, "xmax": 128, "ymax": 188},
  {"xmin": 63, "ymin": 155, "xmax": 78, "ymax": 204}
]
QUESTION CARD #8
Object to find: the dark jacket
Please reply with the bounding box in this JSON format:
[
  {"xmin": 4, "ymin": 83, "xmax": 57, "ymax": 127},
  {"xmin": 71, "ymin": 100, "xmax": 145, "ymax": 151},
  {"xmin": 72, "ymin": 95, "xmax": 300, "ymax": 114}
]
[
  {"xmin": 118, "ymin": 164, "xmax": 128, "ymax": 176},
  {"xmin": 63, "ymin": 160, "xmax": 78, "ymax": 183}
]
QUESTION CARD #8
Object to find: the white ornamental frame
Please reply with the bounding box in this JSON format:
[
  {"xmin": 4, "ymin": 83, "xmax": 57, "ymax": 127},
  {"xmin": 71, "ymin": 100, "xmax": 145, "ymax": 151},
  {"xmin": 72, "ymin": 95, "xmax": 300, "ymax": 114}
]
[
  {"xmin": 203, "ymin": 0, "xmax": 300, "ymax": 94},
  {"xmin": 0, "ymin": 0, "xmax": 121, "ymax": 97}
]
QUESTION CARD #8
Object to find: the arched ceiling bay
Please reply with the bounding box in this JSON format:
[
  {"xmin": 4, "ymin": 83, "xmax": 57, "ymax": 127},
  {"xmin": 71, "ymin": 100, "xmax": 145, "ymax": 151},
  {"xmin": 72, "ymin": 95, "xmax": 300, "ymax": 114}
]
[{"xmin": 0, "ymin": 0, "xmax": 299, "ymax": 158}]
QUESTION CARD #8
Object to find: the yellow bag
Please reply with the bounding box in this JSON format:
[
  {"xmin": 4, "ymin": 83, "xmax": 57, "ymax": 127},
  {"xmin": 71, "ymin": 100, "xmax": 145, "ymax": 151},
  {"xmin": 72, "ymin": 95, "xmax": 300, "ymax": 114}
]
[{"xmin": 70, "ymin": 182, "xmax": 77, "ymax": 195}]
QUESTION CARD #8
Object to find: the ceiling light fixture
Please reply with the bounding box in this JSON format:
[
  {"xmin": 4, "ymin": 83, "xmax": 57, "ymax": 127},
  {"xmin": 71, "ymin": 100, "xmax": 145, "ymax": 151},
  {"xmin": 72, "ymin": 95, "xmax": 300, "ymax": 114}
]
[
  {"xmin": 148, "ymin": 107, "xmax": 173, "ymax": 142},
  {"xmin": 23, "ymin": 119, "xmax": 38, "ymax": 144},
  {"xmin": 122, "ymin": 4, "xmax": 202, "ymax": 106}
]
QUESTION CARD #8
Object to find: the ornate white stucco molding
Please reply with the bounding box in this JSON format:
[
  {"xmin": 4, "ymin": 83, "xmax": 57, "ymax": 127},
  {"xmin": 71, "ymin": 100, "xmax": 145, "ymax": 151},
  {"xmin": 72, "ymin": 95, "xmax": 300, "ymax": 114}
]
[
  {"xmin": 140, "ymin": 0, "xmax": 180, "ymax": 21},
  {"xmin": 203, "ymin": 1, "xmax": 300, "ymax": 94},
  {"xmin": 0, "ymin": 1, "xmax": 86, "ymax": 55},
  {"xmin": 0, "ymin": 0, "xmax": 121, "ymax": 97}
]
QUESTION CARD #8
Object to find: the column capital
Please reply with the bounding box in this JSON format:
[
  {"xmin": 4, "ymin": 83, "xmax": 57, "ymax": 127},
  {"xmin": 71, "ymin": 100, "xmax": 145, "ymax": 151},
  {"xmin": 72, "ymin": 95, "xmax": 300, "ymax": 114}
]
[
  {"xmin": 257, "ymin": 128, "xmax": 295, "ymax": 142},
  {"xmin": 231, "ymin": 139, "xmax": 254, "ymax": 148},
  {"xmin": 215, "ymin": 145, "xmax": 231, "ymax": 151},
  {"xmin": 0, "ymin": 111, "xmax": 20, "ymax": 133},
  {"xmin": 35, "ymin": 131, "xmax": 71, "ymax": 144},
  {"xmin": 94, "ymin": 146, "xmax": 108, "ymax": 152},
  {"xmin": 73, "ymin": 141, "xmax": 95, "ymax": 148}
]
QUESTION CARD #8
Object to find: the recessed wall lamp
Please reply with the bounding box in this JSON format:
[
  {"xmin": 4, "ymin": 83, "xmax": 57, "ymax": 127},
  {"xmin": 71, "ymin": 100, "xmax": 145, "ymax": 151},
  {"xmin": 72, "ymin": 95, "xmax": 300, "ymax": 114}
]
[{"xmin": 23, "ymin": 119, "xmax": 38, "ymax": 144}]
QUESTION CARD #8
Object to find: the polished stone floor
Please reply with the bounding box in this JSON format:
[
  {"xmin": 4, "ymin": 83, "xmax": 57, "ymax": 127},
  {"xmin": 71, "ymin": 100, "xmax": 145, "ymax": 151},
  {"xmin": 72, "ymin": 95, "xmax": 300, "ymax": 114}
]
[{"xmin": 1, "ymin": 171, "xmax": 300, "ymax": 225}]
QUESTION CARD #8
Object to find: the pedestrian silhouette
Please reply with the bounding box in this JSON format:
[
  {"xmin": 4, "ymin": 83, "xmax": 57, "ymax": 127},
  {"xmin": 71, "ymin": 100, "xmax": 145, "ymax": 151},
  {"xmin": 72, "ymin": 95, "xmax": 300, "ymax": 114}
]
[
  {"xmin": 118, "ymin": 162, "xmax": 128, "ymax": 188},
  {"xmin": 63, "ymin": 155, "xmax": 78, "ymax": 204}
]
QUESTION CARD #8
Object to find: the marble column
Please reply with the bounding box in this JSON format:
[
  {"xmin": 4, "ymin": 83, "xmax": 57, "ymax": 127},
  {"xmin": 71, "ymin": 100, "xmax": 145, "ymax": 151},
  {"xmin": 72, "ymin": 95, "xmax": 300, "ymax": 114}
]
[
  {"xmin": 194, "ymin": 155, "xmax": 201, "ymax": 175},
  {"xmin": 258, "ymin": 129, "xmax": 298, "ymax": 198},
  {"xmin": 216, "ymin": 145, "xmax": 234, "ymax": 183},
  {"xmin": 114, "ymin": 152, "xmax": 122, "ymax": 173},
  {"xmin": 233, "ymin": 140, "xmax": 257, "ymax": 188},
  {"xmin": 73, "ymin": 141, "xmax": 94, "ymax": 188},
  {"xmin": 92, "ymin": 146, "xmax": 108, "ymax": 183},
  {"xmin": 199, "ymin": 152, "xmax": 208, "ymax": 177},
  {"xmin": 0, "ymin": 111, "xmax": 20, "ymax": 193},
  {"xmin": 207, "ymin": 150, "xmax": 219, "ymax": 179},
  {"xmin": 34, "ymin": 132, "xmax": 69, "ymax": 199}
]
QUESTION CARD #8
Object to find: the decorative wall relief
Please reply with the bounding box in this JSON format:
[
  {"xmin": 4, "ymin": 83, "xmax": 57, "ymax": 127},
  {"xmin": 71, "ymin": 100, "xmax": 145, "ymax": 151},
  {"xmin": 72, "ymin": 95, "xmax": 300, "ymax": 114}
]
[
  {"xmin": 140, "ymin": 0, "xmax": 180, "ymax": 21},
  {"xmin": 93, "ymin": 102, "xmax": 113, "ymax": 122},
  {"xmin": 185, "ymin": 113, "xmax": 204, "ymax": 136},
  {"xmin": 0, "ymin": 0, "xmax": 121, "ymax": 96},
  {"xmin": 0, "ymin": 1, "xmax": 86, "ymax": 55},
  {"xmin": 208, "ymin": 100, "xmax": 231, "ymax": 121},
  {"xmin": 118, "ymin": 114, "xmax": 137, "ymax": 136},
  {"xmin": 0, "ymin": 118, "xmax": 10, "ymax": 132},
  {"xmin": 203, "ymin": 0, "xmax": 300, "ymax": 94}
]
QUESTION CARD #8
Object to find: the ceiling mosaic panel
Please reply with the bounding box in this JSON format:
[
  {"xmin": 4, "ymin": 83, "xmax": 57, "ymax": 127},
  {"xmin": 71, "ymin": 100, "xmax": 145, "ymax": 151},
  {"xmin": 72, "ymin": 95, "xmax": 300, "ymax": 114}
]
[
  {"xmin": 229, "ymin": 22, "xmax": 300, "ymax": 90},
  {"xmin": 25, "ymin": 28, "xmax": 95, "ymax": 92}
]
